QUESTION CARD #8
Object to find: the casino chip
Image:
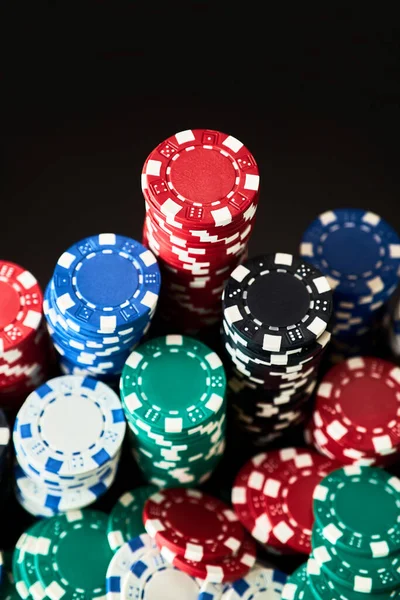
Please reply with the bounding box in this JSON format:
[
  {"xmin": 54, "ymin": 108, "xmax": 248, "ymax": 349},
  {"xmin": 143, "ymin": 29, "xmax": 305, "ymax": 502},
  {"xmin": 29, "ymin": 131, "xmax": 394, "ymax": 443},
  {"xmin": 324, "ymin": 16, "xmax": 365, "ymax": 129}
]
[
  {"xmin": 281, "ymin": 564, "xmax": 314, "ymax": 600},
  {"xmin": 120, "ymin": 335, "xmax": 227, "ymax": 487},
  {"xmin": 143, "ymin": 488, "xmax": 245, "ymax": 562},
  {"xmin": 141, "ymin": 129, "xmax": 259, "ymax": 332},
  {"xmin": 300, "ymin": 209, "xmax": 400, "ymax": 360},
  {"xmin": 222, "ymin": 253, "xmax": 333, "ymax": 446},
  {"xmin": 13, "ymin": 374, "xmax": 126, "ymax": 516},
  {"xmin": 231, "ymin": 447, "xmax": 340, "ymax": 555},
  {"xmin": 0, "ymin": 261, "xmax": 51, "ymax": 408},
  {"xmin": 107, "ymin": 486, "xmax": 158, "ymax": 552},
  {"xmin": 0, "ymin": 409, "xmax": 10, "ymax": 482},
  {"xmin": 220, "ymin": 565, "xmax": 287, "ymax": 599},
  {"xmin": 313, "ymin": 466, "xmax": 400, "ymax": 558},
  {"xmin": 28, "ymin": 510, "xmax": 113, "ymax": 599},
  {"xmin": 306, "ymin": 356, "xmax": 400, "ymax": 467},
  {"xmin": 43, "ymin": 233, "xmax": 161, "ymax": 382}
]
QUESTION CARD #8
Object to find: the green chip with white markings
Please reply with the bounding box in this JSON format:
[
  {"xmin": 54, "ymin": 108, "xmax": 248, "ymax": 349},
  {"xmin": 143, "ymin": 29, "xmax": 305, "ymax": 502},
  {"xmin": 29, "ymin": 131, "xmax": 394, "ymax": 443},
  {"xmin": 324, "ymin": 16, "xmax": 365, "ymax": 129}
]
[
  {"xmin": 120, "ymin": 335, "xmax": 226, "ymax": 435},
  {"xmin": 312, "ymin": 524, "xmax": 400, "ymax": 594},
  {"xmin": 107, "ymin": 485, "xmax": 158, "ymax": 552},
  {"xmin": 313, "ymin": 466, "xmax": 400, "ymax": 558},
  {"xmin": 33, "ymin": 510, "xmax": 113, "ymax": 600},
  {"xmin": 12, "ymin": 519, "xmax": 48, "ymax": 600},
  {"xmin": 281, "ymin": 564, "xmax": 315, "ymax": 600}
]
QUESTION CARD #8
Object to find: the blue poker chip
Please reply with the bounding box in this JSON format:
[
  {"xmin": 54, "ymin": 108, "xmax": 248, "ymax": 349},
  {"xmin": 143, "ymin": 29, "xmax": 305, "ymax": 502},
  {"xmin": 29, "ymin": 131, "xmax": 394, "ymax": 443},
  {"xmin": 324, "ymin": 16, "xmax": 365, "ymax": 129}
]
[
  {"xmin": 222, "ymin": 566, "xmax": 287, "ymax": 599},
  {"xmin": 52, "ymin": 233, "xmax": 161, "ymax": 335},
  {"xmin": 300, "ymin": 209, "xmax": 400, "ymax": 299}
]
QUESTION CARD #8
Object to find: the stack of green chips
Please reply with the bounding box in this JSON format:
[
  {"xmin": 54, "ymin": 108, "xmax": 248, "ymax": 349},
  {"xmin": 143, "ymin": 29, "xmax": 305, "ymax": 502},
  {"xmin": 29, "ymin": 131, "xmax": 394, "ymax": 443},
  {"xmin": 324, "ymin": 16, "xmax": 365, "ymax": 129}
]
[
  {"xmin": 282, "ymin": 466, "xmax": 400, "ymax": 599},
  {"xmin": 120, "ymin": 334, "xmax": 227, "ymax": 488},
  {"xmin": 12, "ymin": 509, "xmax": 113, "ymax": 599}
]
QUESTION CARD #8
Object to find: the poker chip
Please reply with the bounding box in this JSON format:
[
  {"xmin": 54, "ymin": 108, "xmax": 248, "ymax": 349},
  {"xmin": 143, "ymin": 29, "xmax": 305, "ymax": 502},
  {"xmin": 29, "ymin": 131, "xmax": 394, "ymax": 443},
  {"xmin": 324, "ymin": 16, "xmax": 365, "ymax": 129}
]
[
  {"xmin": 160, "ymin": 533, "xmax": 257, "ymax": 583},
  {"xmin": 281, "ymin": 564, "xmax": 315, "ymax": 600},
  {"xmin": 313, "ymin": 466, "xmax": 400, "ymax": 558},
  {"xmin": 0, "ymin": 408, "xmax": 10, "ymax": 481},
  {"xmin": 120, "ymin": 335, "xmax": 227, "ymax": 487},
  {"xmin": 107, "ymin": 486, "xmax": 158, "ymax": 552},
  {"xmin": 106, "ymin": 534, "xmax": 158, "ymax": 599},
  {"xmin": 307, "ymin": 555, "xmax": 400, "ymax": 599},
  {"xmin": 312, "ymin": 524, "xmax": 400, "ymax": 593},
  {"xmin": 143, "ymin": 488, "xmax": 244, "ymax": 562},
  {"xmin": 231, "ymin": 447, "xmax": 339, "ymax": 555},
  {"xmin": 0, "ymin": 261, "xmax": 51, "ymax": 408},
  {"xmin": 198, "ymin": 581, "xmax": 229, "ymax": 600},
  {"xmin": 30, "ymin": 510, "xmax": 113, "ymax": 599},
  {"xmin": 220, "ymin": 565, "xmax": 287, "ymax": 600},
  {"xmin": 300, "ymin": 209, "xmax": 400, "ymax": 358},
  {"xmin": 222, "ymin": 253, "xmax": 333, "ymax": 446},
  {"xmin": 306, "ymin": 356, "xmax": 400, "ymax": 466},
  {"xmin": 43, "ymin": 233, "xmax": 161, "ymax": 381},
  {"xmin": 13, "ymin": 374, "xmax": 126, "ymax": 516},
  {"xmin": 141, "ymin": 129, "xmax": 259, "ymax": 332}
]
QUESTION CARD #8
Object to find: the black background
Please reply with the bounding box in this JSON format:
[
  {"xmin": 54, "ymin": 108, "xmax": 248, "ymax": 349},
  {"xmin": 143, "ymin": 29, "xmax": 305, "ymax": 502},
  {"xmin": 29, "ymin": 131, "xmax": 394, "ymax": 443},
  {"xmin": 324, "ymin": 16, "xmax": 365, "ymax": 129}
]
[
  {"xmin": 2, "ymin": 5, "xmax": 400, "ymax": 290},
  {"xmin": 1, "ymin": 2, "xmax": 400, "ymax": 572}
]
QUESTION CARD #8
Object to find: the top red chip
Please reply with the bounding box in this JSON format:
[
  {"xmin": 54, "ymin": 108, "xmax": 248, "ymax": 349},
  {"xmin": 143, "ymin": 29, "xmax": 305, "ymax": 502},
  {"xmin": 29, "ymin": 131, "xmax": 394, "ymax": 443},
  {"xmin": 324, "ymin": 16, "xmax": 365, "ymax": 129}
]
[
  {"xmin": 141, "ymin": 129, "xmax": 260, "ymax": 230},
  {"xmin": 0, "ymin": 261, "xmax": 43, "ymax": 355},
  {"xmin": 143, "ymin": 488, "xmax": 245, "ymax": 562}
]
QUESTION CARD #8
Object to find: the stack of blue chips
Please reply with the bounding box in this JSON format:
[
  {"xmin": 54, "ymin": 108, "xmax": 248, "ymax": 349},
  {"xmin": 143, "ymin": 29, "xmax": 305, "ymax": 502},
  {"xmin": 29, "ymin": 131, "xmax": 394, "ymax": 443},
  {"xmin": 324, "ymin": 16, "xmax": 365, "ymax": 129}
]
[
  {"xmin": 43, "ymin": 233, "xmax": 161, "ymax": 381},
  {"xmin": 300, "ymin": 209, "xmax": 400, "ymax": 359}
]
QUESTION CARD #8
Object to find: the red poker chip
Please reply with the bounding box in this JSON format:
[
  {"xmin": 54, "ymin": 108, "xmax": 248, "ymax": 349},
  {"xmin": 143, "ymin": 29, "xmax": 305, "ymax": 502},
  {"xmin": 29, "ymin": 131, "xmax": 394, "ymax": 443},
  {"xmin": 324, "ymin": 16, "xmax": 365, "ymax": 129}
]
[
  {"xmin": 0, "ymin": 261, "xmax": 43, "ymax": 354},
  {"xmin": 314, "ymin": 356, "xmax": 400, "ymax": 455},
  {"xmin": 159, "ymin": 533, "xmax": 257, "ymax": 583},
  {"xmin": 308, "ymin": 413, "xmax": 396, "ymax": 468},
  {"xmin": 143, "ymin": 488, "xmax": 245, "ymax": 561},
  {"xmin": 231, "ymin": 452, "xmax": 291, "ymax": 553},
  {"xmin": 260, "ymin": 448, "xmax": 340, "ymax": 554},
  {"xmin": 141, "ymin": 130, "xmax": 259, "ymax": 230}
]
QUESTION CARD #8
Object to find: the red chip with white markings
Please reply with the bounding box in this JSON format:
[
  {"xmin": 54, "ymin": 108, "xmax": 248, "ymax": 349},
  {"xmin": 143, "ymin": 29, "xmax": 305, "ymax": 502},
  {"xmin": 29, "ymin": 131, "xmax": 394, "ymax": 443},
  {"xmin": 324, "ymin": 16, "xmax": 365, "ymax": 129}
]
[
  {"xmin": 159, "ymin": 533, "xmax": 257, "ymax": 583},
  {"xmin": 261, "ymin": 448, "xmax": 340, "ymax": 554},
  {"xmin": 314, "ymin": 356, "xmax": 400, "ymax": 455},
  {"xmin": 142, "ymin": 129, "xmax": 260, "ymax": 231},
  {"xmin": 143, "ymin": 488, "xmax": 245, "ymax": 562}
]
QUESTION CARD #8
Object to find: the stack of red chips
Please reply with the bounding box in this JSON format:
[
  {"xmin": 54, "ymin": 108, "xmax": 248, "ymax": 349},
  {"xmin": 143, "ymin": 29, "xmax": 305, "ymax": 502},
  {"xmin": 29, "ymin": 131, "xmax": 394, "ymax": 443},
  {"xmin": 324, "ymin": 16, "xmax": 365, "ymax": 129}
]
[
  {"xmin": 0, "ymin": 261, "xmax": 51, "ymax": 409},
  {"xmin": 141, "ymin": 128, "xmax": 260, "ymax": 332}
]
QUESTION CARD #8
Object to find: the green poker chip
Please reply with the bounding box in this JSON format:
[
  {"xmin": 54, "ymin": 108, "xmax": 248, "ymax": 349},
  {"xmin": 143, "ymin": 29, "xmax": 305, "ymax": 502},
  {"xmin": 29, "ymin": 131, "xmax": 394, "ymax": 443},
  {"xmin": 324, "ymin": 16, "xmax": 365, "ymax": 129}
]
[
  {"xmin": 120, "ymin": 335, "xmax": 226, "ymax": 436},
  {"xmin": 313, "ymin": 466, "xmax": 400, "ymax": 558},
  {"xmin": 107, "ymin": 485, "xmax": 158, "ymax": 551},
  {"xmin": 307, "ymin": 555, "xmax": 400, "ymax": 600},
  {"xmin": 12, "ymin": 519, "xmax": 48, "ymax": 599},
  {"xmin": 312, "ymin": 525, "xmax": 400, "ymax": 594},
  {"xmin": 33, "ymin": 510, "xmax": 113, "ymax": 600},
  {"xmin": 281, "ymin": 564, "xmax": 315, "ymax": 600}
]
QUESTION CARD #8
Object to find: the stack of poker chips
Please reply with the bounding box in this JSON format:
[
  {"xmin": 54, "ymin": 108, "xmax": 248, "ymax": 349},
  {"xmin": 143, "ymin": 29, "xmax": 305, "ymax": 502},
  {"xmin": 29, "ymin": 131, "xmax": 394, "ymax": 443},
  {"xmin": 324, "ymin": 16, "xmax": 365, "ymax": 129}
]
[
  {"xmin": 282, "ymin": 466, "xmax": 400, "ymax": 598},
  {"xmin": 0, "ymin": 409, "xmax": 10, "ymax": 485},
  {"xmin": 305, "ymin": 356, "xmax": 400, "ymax": 467},
  {"xmin": 43, "ymin": 233, "xmax": 161, "ymax": 382},
  {"xmin": 12, "ymin": 510, "xmax": 113, "ymax": 598},
  {"xmin": 232, "ymin": 447, "xmax": 339, "ymax": 557},
  {"xmin": 143, "ymin": 488, "xmax": 257, "ymax": 584},
  {"xmin": 222, "ymin": 253, "xmax": 333, "ymax": 446},
  {"xmin": 141, "ymin": 128, "xmax": 259, "ymax": 332},
  {"xmin": 0, "ymin": 260, "xmax": 51, "ymax": 409},
  {"xmin": 300, "ymin": 209, "xmax": 400, "ymax": 361},
  {"xmin": 120, "ymin": 335, "xmax": 227, "ymax": 488},
  {"xmin": 12, "ymin": 375, "xmax": 126, "ymax": 517}
]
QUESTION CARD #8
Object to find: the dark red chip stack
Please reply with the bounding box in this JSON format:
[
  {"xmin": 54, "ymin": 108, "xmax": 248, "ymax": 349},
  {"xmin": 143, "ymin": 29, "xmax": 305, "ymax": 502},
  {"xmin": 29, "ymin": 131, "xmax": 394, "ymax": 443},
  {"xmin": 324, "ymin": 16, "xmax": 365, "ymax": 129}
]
[
  {"xmin": 0, "ymin": 261, "xmax": 51, "ymax": 410},
  {"xmin": 141, "ymin": 128, "xmax": 259, "ymax": 332},
  {"xmin": 305, "ymin": 356, "xmax": 400, "ymax": 467}
]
